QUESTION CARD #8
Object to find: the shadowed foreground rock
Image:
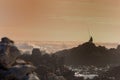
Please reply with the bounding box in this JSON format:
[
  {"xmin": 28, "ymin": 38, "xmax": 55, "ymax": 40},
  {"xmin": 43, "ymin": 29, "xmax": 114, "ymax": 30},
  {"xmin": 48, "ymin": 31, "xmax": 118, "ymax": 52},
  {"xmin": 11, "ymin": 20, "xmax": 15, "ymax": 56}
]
[{"xmin": 0, "ymin": 37, "xmax": 40, "ymax": 80}]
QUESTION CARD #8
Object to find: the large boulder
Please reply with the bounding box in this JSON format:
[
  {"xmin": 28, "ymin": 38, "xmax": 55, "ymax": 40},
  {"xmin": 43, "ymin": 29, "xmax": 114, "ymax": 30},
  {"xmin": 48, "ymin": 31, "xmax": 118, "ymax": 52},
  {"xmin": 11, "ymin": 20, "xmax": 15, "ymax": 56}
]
[
  {"xmin": 0, "ymin": 37, "xmax": 21, "ymax": 68},
  {"xmin": 7, "ymin": 64, "xmax": 36, "ymax": 80},
  {"xmin": 0, "ymin": 37, "xmax": 40, "ymax": 80}
]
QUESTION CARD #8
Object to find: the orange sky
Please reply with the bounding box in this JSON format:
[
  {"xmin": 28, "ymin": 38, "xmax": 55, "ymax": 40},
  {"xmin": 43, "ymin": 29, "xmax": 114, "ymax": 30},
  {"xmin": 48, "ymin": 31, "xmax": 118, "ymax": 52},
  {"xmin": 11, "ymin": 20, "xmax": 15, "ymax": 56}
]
[{"xmin": 0, "ymin": 0, "xmax": 120, "ymax": 42}]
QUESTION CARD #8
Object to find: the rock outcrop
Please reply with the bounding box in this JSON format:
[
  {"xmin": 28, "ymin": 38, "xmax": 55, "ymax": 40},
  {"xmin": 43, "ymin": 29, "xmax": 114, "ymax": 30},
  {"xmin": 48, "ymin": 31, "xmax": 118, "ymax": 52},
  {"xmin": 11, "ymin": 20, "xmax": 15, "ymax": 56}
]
[
  {"xmin": 55, "ymin": 37, "xmax": 118, "ymax": 66},
  {"xmin": 0, "ymin": 37, "xmax": 40, "ymax": 80}
]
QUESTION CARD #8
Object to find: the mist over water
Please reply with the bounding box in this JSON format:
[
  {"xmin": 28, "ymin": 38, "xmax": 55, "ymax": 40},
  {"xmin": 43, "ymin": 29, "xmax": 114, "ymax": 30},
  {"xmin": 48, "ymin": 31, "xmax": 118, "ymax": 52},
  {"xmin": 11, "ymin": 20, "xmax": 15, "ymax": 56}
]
[{"xmin": 15, "ymin": 41, "xmax": 118, "ymax": 54}]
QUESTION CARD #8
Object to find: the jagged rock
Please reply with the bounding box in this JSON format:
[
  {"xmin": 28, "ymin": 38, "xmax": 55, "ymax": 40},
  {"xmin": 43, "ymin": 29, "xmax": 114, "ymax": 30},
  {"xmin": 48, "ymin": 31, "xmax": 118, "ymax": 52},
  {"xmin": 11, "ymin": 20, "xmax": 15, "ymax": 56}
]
[
  {"xmin": 7, "ymin": 64, "xmax": 36, "ymax": 80},
  {"xmin": 32, "ymin": 48, "xmax": 42, "ymax": 56},
  {"xmin": 0, "ymin": 37, "xmax": 40, "ymax": 80},
  {"xmin": 0, "ymin": 37, "xmax": 21, "ymax": 68},
  {"xmin": 54, "ymin": 37, "xmax": 112, "ymax": 66}
]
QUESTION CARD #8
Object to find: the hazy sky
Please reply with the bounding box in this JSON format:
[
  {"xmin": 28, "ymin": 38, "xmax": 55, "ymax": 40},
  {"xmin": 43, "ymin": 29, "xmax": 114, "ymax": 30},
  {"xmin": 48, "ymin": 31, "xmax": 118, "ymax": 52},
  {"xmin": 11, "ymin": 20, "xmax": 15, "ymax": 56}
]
[{"xmin": 0, "ymin": 0, "xmax": 120, "ymax": 43}]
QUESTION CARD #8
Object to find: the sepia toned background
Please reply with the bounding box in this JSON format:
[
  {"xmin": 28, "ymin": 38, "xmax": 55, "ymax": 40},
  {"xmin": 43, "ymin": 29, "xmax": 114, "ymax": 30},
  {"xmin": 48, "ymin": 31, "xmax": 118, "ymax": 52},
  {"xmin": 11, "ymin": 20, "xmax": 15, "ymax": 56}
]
[{"xmin": 0, "ymin": 0, "xmax": 120, "ymax": 43}]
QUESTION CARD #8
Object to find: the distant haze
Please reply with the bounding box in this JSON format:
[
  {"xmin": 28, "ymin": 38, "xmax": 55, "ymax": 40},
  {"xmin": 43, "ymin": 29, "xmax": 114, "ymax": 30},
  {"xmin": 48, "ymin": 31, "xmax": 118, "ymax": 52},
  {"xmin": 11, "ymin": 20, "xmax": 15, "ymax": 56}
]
[
  {"xmin": 0, "ymin": 0, "xmax": 120, "ymax": 43},
  {"xmin": 16, "ymin": 41, "xmax": 118, "ymax": 53}
]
